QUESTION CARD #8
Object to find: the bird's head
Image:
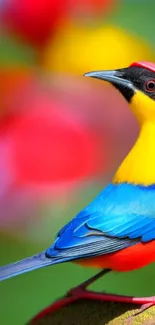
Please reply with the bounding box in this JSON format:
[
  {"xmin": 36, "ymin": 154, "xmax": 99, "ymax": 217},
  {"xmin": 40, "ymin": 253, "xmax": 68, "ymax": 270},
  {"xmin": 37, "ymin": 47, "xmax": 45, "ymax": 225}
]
[{"xmin": 84, "ymin": 61, "xmax": 155, "ymax": 125}]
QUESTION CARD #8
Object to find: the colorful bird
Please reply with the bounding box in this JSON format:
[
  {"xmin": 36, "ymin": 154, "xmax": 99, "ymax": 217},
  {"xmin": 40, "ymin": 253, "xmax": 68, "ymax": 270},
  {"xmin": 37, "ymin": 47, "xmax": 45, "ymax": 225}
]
[{"xmin": 1, "ymin": 61, "xmax": 155, "ymax": 311}]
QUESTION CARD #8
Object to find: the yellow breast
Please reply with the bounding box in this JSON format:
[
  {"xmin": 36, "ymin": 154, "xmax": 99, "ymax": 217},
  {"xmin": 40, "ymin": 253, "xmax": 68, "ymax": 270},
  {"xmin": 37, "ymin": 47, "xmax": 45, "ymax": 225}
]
[{"xmin": 113, "ymin": 121, "xmax": 155, "ymax": 186}]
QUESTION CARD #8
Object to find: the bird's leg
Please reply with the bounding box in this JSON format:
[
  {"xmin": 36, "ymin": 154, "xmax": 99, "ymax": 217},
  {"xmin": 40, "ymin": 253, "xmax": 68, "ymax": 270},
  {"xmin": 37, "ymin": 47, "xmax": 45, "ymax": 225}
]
[
  {"xmin": 67, "ymin": 268, "xmax": 111, "ymax": 297},
  {"xmin": 67, "ymin": 270, "xmax": 155, "ymax": 316}
]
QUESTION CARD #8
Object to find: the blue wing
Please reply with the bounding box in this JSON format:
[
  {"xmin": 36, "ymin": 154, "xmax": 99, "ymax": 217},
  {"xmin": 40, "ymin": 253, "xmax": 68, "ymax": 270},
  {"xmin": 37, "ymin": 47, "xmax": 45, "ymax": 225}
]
[
  {"xmin": 1, "ymin": 182, "xmax": 155, "ymax": 281},
  {"xmin": 46, "ymin": 183, "xmax": 155, "ymax": 258}
]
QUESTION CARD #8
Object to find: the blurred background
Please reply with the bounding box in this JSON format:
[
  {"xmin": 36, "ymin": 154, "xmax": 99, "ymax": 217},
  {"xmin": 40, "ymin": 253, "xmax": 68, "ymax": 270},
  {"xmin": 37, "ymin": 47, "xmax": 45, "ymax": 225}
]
[{"xmin": 0, "ymin": 0, "xmax": 155, "ymax": 324}]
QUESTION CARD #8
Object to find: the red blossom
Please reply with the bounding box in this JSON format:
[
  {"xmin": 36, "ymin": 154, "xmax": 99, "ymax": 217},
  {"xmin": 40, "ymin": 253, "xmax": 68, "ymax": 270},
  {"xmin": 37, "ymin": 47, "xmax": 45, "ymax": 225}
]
[{"xmin": 1, "ymin": 0, "xmax": 116, "ymax": 48}]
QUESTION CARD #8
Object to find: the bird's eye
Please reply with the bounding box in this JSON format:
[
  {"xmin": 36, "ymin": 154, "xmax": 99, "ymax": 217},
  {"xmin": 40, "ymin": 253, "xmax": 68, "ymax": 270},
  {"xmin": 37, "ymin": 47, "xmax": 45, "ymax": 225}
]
[{"xmin": 145, "ymin": 79, "xmax": 155, "ymax": 92}]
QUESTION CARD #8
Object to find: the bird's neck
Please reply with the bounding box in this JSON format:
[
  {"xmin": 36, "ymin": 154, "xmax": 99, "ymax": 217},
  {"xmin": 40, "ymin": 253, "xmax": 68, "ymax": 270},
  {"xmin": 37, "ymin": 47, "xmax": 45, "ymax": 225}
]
[{"xmin": 113, "ymin": 122, "xmax": 155, "ymax": 186}]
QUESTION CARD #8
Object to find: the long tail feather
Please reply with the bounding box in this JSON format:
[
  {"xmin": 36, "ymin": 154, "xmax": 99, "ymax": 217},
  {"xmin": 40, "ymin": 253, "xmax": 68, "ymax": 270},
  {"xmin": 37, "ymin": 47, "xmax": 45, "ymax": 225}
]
[{"xmin": 0, "ymin": 251, "xmax": 63, "ymax": 282}]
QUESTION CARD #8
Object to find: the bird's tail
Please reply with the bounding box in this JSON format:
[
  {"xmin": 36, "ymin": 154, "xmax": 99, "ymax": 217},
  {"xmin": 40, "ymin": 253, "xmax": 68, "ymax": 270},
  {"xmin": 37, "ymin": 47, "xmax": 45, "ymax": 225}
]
[{"xmin": 0, "ymin": 251, "xmax": 64, "ymax": 282}]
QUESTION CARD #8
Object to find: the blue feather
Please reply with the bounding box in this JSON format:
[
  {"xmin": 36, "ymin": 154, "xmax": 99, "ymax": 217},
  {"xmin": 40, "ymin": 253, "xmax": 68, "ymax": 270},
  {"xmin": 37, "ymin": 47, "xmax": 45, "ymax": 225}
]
[
  {"xmin": 1, "ymin": 182, "xmax": 155, "ymax": 281},
  {"xmin": 0, "ymin": 252, "xmax": 69, "ymax": 281},
  {"xmin": 46, "ymin": 182, "xmax": 155, "ymax": 255}
]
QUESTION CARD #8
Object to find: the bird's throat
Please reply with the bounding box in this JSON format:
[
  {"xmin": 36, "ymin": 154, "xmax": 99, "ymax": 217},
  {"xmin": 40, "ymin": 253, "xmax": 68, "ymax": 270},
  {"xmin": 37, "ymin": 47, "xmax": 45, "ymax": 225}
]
[{"xmin": 113, "ymin": 122, "xmax": 155, "ymax": 186}]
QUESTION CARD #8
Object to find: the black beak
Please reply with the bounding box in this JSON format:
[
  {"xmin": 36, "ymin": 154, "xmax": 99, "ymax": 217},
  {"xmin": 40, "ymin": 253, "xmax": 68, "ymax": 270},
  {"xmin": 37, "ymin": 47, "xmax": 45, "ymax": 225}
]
[
  {"xmin": 84, "ymin": 69, "xmax": 135, "ymax": 102},
  {"xmin": 84, "ymin": 69, "xmax": 133, "ymax": 89}
]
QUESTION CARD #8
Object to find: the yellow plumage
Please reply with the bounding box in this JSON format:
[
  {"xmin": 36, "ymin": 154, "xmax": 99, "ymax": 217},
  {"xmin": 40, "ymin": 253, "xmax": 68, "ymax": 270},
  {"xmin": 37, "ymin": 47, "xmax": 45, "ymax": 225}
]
[{"xmin": 113, "ymin": 90, "xmax": 155, "ymax": 185}]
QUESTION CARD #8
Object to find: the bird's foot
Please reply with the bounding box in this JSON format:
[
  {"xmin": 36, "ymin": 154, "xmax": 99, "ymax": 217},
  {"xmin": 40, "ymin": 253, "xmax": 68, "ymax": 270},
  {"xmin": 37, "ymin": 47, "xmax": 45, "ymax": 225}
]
[
  {"xmin": 67, "ymin": 270, "xmax": 155, "ymax": 317},
  {"xmin": 127, "ymin": 297, "xmax": 155, "ymax": 321}
]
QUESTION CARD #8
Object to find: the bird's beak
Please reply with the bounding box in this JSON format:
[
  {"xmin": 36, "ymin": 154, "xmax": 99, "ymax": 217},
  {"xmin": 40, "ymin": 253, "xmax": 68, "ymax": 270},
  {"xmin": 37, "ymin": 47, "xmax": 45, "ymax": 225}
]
[{"xmin": 84, "ymin": 69, "xmax": 133, "ymax": 89}]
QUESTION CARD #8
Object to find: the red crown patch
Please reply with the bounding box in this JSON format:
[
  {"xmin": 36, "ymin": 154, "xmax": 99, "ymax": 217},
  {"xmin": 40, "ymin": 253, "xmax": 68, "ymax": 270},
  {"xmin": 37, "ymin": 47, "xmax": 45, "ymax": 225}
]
[{"xmin": 130, "ymin": 61, "xmax": 155, "ymax": 72}]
